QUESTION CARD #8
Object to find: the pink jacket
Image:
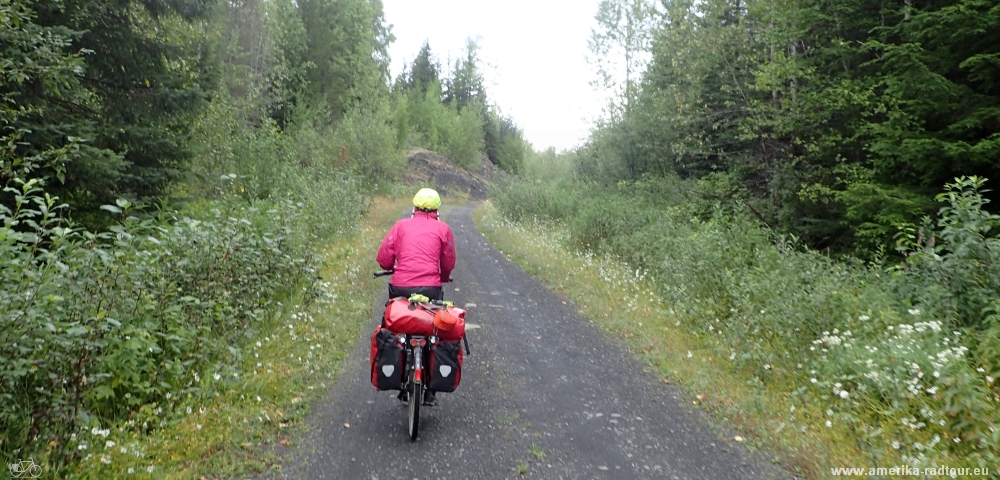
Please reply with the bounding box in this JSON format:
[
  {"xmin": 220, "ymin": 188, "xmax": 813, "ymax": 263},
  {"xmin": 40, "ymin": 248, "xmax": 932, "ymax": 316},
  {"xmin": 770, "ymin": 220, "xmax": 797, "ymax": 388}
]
[{"xmin": 377, "ymin": 211, "xmax": 456, "ymax": 287}]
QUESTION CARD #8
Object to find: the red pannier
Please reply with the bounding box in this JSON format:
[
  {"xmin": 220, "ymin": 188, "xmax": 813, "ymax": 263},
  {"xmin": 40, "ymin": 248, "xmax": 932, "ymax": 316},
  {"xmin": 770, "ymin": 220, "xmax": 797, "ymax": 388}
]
[{"xmin": 382, "ymin": 299, "xmax": 466, "ymax": 341}]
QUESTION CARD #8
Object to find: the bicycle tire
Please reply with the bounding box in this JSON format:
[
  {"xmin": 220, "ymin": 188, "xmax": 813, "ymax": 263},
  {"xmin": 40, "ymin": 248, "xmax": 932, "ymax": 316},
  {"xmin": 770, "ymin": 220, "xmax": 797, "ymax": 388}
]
[{"xmin": 408, "ymin": 380, "xmax": 421, "ymax": 440}]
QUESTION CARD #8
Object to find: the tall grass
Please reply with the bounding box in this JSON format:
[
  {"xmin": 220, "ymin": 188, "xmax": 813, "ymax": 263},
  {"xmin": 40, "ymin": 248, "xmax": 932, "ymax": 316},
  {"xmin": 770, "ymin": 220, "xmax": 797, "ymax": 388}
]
[{"xmin": 487, "ymin": 176, "xmax": 1000, "ymax": 473}]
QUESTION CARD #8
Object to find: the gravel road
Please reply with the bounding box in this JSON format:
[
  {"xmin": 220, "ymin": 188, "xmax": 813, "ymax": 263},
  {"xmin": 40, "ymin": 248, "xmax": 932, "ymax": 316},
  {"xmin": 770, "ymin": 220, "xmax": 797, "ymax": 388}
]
[{"xmin": 263, "ymin": 203, "xmax": 792, "ymax": 480}]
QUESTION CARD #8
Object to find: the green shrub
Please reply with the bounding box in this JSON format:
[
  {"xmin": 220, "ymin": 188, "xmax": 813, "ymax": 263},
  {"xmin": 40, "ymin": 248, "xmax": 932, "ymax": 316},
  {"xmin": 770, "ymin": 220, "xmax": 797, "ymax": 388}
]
[
  {"xmin": 523, "ymin": 147, "xmax": 575, "ymax": 183},
  {"xmin": 891, "ymin": 176, "xmax": 1000, "ymax": 330},
  {"xmin": 440, "ymin": 102, "xmax": 485, "ymax": 171},
  {"xmin": 0, "ymin": 170, "xmax": 365, "ymax": 474},
  {"xmin": 568, "ymin": 189, "xmax": 657, "ymax": 252},
  {"xmin": 490, "ymin": 175, "xmax": 1000, "ymax": 468},
  {"xmin": 488, "ymin": 177, "xmax": 582, "ymax": 222},
  {"xmin": 186, "ymin": 94, "xmax": 370, "ymax": 239},
  {"xmin": 333, "ymin": 101, "xmax": 406, "ymax": 186},
  {"xmin": 394, "ymin": 81, "xmax": 485, "ymax": 170}
]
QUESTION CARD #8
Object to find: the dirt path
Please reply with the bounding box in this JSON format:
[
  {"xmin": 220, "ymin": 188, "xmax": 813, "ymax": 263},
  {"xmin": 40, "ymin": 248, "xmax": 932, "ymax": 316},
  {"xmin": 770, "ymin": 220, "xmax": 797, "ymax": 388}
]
[{"xmin": 262, "ymin": 203, "xmax": 791, "ymax": 480}]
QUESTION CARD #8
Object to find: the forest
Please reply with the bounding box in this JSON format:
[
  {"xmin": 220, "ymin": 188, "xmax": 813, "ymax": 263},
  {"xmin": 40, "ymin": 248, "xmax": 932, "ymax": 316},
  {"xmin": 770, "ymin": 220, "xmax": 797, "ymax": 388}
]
[
  {"xmin": 569, "ymin": 0, "xmax": 1000, "ymax": 256},
  {"xmin": 495, "ymin": 0, "xmax": 1000, "ymax": 473},
  {"xmin": 0, "ymin": 0, "xmax": 521, "ymax": 474},
  {"xmin": 2, "ymin": 0, "xmax": 999, "ymax": 476}
]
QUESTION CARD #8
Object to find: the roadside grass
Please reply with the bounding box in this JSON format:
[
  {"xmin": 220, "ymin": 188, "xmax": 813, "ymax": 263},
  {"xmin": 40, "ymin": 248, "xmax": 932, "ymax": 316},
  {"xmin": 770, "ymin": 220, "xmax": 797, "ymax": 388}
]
[
  {"xmin": 473, "ymin": 201, "xmax": 880, "ymax": 479},
  {"xmin": 69, "ymin": 199, "xmax": 409, "ymax": 479},
  {"xmin": 528, "ymin": 444, "xmax": 545, "ymax": 460}
]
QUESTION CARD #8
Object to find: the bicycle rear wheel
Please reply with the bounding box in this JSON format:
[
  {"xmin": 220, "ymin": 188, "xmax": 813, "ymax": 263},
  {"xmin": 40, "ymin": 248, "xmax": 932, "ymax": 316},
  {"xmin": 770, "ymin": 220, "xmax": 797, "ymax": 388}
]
[{"xmin": 408, "ymin": 381, "xmax": 421, "ymax": 440}]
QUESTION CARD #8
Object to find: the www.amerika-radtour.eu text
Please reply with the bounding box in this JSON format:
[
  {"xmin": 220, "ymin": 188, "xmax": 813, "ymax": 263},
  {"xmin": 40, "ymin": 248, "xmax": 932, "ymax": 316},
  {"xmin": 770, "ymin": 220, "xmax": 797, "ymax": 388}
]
[{"xmin": 830, "ymin": 466, "xmax": 993, "ymax": 477}]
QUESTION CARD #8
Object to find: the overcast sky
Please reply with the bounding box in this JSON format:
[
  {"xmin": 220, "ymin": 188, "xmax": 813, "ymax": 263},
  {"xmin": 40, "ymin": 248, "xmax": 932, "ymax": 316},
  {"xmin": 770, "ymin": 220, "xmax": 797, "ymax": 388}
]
[{"xmin": 382, "ymin": 0, "xmax": 609, "ymax": 152}]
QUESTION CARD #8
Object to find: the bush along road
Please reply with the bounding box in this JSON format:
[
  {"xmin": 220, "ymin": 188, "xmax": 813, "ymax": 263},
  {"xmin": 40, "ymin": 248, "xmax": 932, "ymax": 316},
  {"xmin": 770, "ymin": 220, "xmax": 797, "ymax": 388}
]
[{"xmin": 263, "ymin": 203, "xmax": 791, "ymax": 480}]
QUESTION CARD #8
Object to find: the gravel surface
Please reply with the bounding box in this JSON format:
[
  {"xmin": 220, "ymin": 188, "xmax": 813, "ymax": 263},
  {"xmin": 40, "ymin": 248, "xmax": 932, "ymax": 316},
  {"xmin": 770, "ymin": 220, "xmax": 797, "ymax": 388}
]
[{"xmin": 261, "ymin": 203, "xmax": 792, "ymax": 480}]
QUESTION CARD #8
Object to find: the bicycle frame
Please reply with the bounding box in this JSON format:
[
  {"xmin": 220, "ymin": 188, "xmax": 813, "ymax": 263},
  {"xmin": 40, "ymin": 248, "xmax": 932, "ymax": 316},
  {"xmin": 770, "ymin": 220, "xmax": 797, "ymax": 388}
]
[
  {"xmin": 400, "ymin": 333, "xmax": 435, "ymax": 439},
  {"xmin": 402, "ymin": 334, "xmax": 428, "ymax": 385},
  {"xmin": 401, "ymin": 335, "xmax": 441, "ymax": 389}
]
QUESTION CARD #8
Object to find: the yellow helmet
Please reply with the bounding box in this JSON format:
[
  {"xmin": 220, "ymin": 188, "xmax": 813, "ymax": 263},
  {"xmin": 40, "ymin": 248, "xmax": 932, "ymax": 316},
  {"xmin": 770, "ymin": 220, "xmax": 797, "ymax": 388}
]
[{"xmin": 413, "ymin": 188, "xmax": 441, "ymax": 211}]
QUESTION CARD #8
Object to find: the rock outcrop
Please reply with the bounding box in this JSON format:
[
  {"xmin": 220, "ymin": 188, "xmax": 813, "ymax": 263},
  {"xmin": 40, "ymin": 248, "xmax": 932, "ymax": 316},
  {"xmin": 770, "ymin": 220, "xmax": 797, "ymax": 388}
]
[{"xmin": 400, "ymin": 149, "xmax": 498, "ymax": 199}]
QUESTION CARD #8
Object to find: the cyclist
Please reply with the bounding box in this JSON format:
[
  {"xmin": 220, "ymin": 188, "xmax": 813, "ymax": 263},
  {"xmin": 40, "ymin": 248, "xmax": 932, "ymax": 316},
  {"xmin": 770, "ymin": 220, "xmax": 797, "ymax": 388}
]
[{"xmin": 376, "ymin": 188, "xmax": 456, "ymax": 406}]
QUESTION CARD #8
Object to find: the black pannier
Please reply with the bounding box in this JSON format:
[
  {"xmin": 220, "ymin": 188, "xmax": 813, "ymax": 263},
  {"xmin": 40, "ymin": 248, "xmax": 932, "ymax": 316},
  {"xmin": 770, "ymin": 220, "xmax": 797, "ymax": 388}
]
[
  {"xmin": 370, "ymin": 327, "xmax": 404, "ymax": 390},
  {"xmin": 428, "ymin": 339, "xmax": 463, "ymax": 392}
]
